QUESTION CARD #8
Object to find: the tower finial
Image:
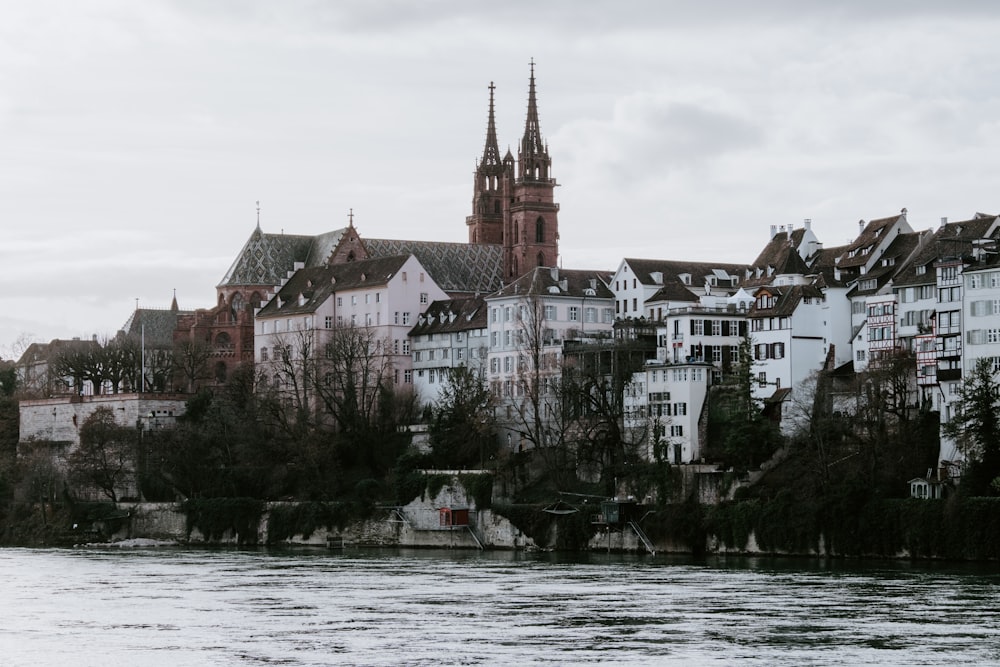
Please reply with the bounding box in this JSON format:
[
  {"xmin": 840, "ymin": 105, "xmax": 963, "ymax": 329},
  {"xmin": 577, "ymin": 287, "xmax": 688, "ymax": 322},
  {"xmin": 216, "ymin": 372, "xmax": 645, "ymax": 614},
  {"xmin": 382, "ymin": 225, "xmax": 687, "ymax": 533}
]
[
  {"xmin": 255, "ymin": 200, "xmax": 261, "ymax": 228},
  {"xmin": 480, "ymin": 81, "xmax": 502, "ymax": 168},
  {"xmin": 519, "ymin": 59, "xmax": 548, "ymax": 181},
  {"xmin": 348, "ymin": 208, "xmax": 354, "ymax": 228}
]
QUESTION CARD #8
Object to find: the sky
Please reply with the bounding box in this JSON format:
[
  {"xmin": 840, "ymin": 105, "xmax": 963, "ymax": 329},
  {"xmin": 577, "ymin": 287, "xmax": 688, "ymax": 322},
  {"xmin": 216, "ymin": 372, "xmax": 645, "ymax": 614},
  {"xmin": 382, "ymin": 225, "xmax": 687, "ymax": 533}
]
[{"xmin": 5, "ymin": 1, "xmax": 1000, "ymax": 356}]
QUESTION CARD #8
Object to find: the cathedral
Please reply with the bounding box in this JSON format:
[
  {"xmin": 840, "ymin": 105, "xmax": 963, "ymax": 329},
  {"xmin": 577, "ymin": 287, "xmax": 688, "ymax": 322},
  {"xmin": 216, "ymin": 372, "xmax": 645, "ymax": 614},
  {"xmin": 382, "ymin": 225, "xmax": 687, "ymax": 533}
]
[{"xmin": 174, "ymin": 65, "xmax": 561, "ymax": 384}]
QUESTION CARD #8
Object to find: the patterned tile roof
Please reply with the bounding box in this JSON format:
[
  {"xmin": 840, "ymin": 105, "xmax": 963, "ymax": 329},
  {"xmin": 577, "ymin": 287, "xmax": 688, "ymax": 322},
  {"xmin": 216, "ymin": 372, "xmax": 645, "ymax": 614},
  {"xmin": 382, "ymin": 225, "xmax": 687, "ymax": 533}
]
[
  {"xmin": 219, "ymin": 226, "xmax": 317, "ymax": 287},
  {"xmin": 834, "ymin": 214, "xmax": 908, "ymax": 270},
  {"xmin": 220, "ymin": 223, "xmax": 504, "ymax": 294},
  {"xmin": 365, "ymin": 239, "xmax": 503, "ymax": 294},
  {"xmin": 409, "ymin": 297, "xmax": 488, "ymax": 336},
  {"xmin": 750, "ymin": 284, "xmax": 824, "ymax": 318}
]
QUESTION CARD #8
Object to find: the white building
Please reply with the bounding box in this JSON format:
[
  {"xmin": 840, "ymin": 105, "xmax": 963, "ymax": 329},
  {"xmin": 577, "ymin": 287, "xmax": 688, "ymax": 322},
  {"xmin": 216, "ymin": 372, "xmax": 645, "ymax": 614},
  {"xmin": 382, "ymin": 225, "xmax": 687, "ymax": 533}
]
[
  {"xmin": 254, "ymin": 254, "xmax": 447, "ymax": 395},
  {"xmin": 408, "ymin": 297, "xmax": 489, "ymax": 407},
  {"xmin": 623, "ymin": 360, "xmax": 711, "ymax": 464},
  {"xmin": 484, "ymin": 266, "xmax": 615, "ymax": 446}
]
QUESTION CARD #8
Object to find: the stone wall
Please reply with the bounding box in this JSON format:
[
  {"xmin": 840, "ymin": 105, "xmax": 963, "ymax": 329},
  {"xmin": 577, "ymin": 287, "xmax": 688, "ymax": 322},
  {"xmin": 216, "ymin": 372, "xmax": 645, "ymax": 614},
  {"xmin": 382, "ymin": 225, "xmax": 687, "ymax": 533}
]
[{"xmin": 19, "ymin": 394, "xmax": 187, "ymax": 449}]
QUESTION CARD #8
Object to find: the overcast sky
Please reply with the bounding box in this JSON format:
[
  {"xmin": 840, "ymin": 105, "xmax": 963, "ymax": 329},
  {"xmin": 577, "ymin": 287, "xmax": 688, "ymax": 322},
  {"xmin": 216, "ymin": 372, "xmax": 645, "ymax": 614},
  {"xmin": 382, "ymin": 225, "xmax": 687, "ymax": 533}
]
[{"xmin": 5, "ymin": 1, "xmax": 1000, "ymax": 355}]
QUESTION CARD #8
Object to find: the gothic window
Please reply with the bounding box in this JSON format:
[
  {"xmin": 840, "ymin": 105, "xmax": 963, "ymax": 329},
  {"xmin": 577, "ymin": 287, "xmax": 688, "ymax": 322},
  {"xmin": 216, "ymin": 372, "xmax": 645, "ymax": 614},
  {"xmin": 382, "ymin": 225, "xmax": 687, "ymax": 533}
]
[
  {"xmin": 215, "ymin": 332, "xmax": 231, "ymax": 348},
  {"xmin": 537, "ymin": 251, "xmax": 545, "ymax": 268},
  {"xmin": 249, "ymin": 291, "xmax": 262, "ymax": 307},
  {"xmin": 535, "ymin": 217, "xmax": 545, "ymax": 243}
]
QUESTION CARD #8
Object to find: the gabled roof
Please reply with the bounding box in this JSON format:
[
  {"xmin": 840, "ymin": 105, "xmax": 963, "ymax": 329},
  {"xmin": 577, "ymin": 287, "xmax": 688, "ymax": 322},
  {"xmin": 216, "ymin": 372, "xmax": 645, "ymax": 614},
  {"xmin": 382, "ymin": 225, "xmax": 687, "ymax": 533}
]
[
  {"xmin": 365, "ymin": 239, "xmax": 503, "ymax": 294},
  {"xmin": 893, "ymin": 215, "xmax": 999, "ymax": 287},
  {"xmin": 847, "ymin": 231, "xmax": 924, "ymax": 297},
  {"xmin": 750, "ymin": 284, "xmax": 824, "ymax": 318},
  {"xmin": 490, "ymin": 267, "xmax": 613, "ymax": 300},
  {"xmin": 622, "ymin": 258, "xmax": 748, "ymax": 289},
  {"xmin": 835, "ymin": 213, "xmax": 908, "ymax": 270},
  {"xmin": 646, "ymin": 281, "xmax": 699, "ymax": 304},
  {"xmin": 17, "ymin": 338, "xmax": 100, "ymax": 366},
  {"xmin": 219, "ymin": 226, "xmax": 319, "ymax": 287},
  {"xmin": 256, "ymin": 255, "xmax": 412, "ymax": 318},
  {"xmin": 409, "ymin": 297, "xmax": 488, "ymax": 336},
  {"xmin": 120, "ymin": 308, "xmax": 193, "ymax": 347}
]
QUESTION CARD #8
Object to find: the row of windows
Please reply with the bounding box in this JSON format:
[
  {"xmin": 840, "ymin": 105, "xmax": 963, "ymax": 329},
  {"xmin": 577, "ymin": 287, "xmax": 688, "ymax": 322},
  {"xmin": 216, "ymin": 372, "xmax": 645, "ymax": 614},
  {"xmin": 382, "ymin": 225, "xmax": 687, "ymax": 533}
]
[
  {"xmin": 754, "ymin": 343, "xmax": 785, "ymax": 360},
  {"xmin": 969, "ymin": 299, "xmax": 1000, "ymax": 317},
  {"xmin": 967, "ymin": 272, "xmax": 1000, "ymax": 289},
  {"xmin": 336, "ymin": 292, "xmax": 382, "ymax": 307},
  {"xmin": 491, "ymin": 305, "xmax": 614, "ymax": 323},
  {"xmin": 966, "ymin": 329, "xmax": 1000, "ymax": 345}
]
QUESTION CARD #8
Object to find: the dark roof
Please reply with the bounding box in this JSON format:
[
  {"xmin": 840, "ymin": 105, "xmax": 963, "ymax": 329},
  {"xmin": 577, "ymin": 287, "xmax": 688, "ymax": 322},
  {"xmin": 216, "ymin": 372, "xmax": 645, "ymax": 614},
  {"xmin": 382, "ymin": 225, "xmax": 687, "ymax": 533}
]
[
  {"xmin": 750, "ymin": 284, "xmax": 824, "ymax": 318},
  {"xmin": 835, "ymin": 214, "xmax": 906, "ymax": 270},
  {"xmin": 409, "ymin": 297, "xmax": 488, "ymax": 336},
  {"xmin": 17, "ymin": 338, "xmax": 100, "ymax": 366},
  {"xmin": 847, "ymin": 231, "xmax": 924, "ymax": 297},
  {"xmin": 491, "ymin": 267, "xmax": 613, "ymax": 299},
  {"xmin": 746, "ymin": 231, "xmax": 812, "ymax": 287},
  {"xmin": 120, "ymin": 308, "xmax": 193, "ymax": 347},
  {"xmin": 646, "ymin": 281, "xmax": 699, "ymax": 304},
  {"xmin": 623, "ymin": 258, "xmax": 748, "ymax": 289},
  {"xmin": 809, "ymin": 244, "xmax": 849, "ymax": 287},
  {"xmin": 893, "ymin": 215, "xmax": 998, "ymax": 287},
  {"xmin": 219, "ymin": 224, "xmax": 503, "ymax": 295},
  {"xmin": 219, "ymin": 226, "xmax": 321, "ymax": 287},
  {"xmin": 256, "ymin": 255, "xmax": 411, "ymax": 318},
  {"xmin": 365, "ymin": 239, "xmax": 503, "ymax": 294}
]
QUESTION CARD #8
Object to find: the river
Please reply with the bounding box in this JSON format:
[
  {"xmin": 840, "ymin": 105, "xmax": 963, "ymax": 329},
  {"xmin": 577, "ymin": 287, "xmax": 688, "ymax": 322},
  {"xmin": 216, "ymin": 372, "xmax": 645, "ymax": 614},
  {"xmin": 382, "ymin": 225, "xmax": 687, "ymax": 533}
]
[{"xmin": 0, "ymin": 546, "xmax": 997, "ymax": 666}]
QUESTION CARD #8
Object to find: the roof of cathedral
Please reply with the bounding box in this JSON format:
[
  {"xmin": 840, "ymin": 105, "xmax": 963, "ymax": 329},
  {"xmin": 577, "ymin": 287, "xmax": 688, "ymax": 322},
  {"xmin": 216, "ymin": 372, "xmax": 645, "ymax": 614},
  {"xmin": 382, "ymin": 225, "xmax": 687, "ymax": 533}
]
[
  {"xmin": 365, "ymin": 238, "xmax": 503, "ymax": 294},
  {"xmin": 256, "ymin": 254, "xmax": 413, "ymax": 319},
  {"xmin": 219, "ymin": 226, "xmax": 321, "ymax": 287},
  {"xmin": 409, "ymin": 297, "xmax": 488, "ymax": 336},
  {"xmin": 490, "ymin": 267, "xmax": 613, "ymax": 300},
  {"xmin": 220, "ymin": 225, "xmax": 502, "ymax": 295}
]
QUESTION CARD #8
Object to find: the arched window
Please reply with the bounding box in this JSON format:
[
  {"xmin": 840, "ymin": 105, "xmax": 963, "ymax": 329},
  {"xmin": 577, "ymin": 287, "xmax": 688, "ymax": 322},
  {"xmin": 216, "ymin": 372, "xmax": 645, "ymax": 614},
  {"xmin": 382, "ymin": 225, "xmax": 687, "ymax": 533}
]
[
  {"xmin": 249, "ymin": 291, "xmax": 263, "ymax": 308},
  {"xmin": 535, "ymin": 217, "xmax": 545, "ymax": 243},
  {"xmin": 537, "ymin": 251, "xmax": 545, "ymax": 268},
  {"xmin": 215, "ymin": 332, "xmax": 231, "ymax": 348}
]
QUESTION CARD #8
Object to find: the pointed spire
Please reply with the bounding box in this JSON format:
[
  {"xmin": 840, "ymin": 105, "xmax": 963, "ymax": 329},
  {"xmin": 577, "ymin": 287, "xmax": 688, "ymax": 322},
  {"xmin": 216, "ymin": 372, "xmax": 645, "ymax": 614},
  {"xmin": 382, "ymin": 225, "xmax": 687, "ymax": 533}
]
[
  {"xmin": 348, "ymin": 208, "xmax": 354, "ymax": 228},
  {"xmin": 518, "ymin": 59, "xmax": 550, "ymax": 182},
  {"xmin": 255, "ymin": 200, "xmax": 261, "ymax": 229},
  {"xmin": 171, "ymin": 289, "xmax": 178, "ymax": 312},
  {"xmin": 521, "ymin": 59, "xmax": 544, "ymax": 161},
  {"xmin": 480, "ymin": 82, "xmax": 502, "ymax": 168}
]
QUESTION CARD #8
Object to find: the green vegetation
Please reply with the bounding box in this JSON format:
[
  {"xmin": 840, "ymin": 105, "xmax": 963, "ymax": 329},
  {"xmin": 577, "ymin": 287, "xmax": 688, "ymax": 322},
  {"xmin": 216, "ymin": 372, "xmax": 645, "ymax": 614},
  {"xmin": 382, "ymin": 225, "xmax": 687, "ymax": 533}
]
[{"xmin": 182, "ymin": 498, "xmax": 264, "ymax": 544}]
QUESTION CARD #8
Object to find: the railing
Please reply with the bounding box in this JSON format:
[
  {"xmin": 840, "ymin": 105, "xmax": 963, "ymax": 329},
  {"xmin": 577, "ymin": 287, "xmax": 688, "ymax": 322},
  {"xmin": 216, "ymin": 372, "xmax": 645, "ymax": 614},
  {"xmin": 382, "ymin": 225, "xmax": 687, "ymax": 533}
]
[{"xmin": 628, "ymin": 521, "xmax": 656, "ymax": 555}]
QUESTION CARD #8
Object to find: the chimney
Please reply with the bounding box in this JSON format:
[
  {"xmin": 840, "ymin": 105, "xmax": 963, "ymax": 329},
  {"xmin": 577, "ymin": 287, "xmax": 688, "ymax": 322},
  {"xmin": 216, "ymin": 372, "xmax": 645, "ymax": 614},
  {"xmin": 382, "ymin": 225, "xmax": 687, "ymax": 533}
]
[
  {"xmin": 940, "ymin": 217, "xmax": 948, "ymax": 228},
  {"xmin": 769, "ymin": 225, "xmax": 777, "ymax": 239},
  {"xmin": 858, "ymin": 219, "xmax": 865, "ymax": 234},
  {"xmin": 804, "ymin": 218, "xmax": 812, "ymax": 232},
  {"xmin": 549, "ymin": 267, "xmax": 559, "ymax": 282}
]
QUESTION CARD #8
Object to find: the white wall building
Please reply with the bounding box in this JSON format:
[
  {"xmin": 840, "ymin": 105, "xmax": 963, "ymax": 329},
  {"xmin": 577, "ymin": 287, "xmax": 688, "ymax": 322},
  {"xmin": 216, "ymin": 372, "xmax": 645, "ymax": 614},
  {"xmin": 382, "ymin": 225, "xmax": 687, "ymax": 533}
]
[{"xmin": 408, "ymin": 297, "xmax": 489, "ymax": 407}]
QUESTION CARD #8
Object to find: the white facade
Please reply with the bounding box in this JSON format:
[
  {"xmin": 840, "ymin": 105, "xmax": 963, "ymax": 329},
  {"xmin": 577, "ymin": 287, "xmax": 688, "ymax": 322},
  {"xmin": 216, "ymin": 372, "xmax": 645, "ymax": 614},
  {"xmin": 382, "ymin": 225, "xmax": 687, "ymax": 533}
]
[
  {"xmin": 255, "ymin": 255, "xmax": 447, "ymax": 392},
  {"xmin": 410, "ymin": 299, "xmax": 489, "ymax": 406},
  {"xmin": 623, "ymin": 361, "xmax": 710, "ymax": 464}
]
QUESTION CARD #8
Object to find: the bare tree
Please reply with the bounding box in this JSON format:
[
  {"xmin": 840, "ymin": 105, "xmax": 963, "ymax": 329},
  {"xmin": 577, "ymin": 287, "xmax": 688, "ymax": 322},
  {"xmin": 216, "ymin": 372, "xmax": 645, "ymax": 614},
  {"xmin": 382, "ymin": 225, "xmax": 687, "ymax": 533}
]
[
  {"xmin": 68, "ymin": 407, "xmax": 136, "ymax": 503},
  {"xmin": 173, "ymin": 339, "xmax": 212, "ymax": 393}
]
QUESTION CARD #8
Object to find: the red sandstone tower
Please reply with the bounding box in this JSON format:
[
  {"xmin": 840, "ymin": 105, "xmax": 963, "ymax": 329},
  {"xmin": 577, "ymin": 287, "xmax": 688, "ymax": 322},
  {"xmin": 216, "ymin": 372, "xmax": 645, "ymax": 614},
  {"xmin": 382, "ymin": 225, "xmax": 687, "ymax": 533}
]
[{"xmin": 468, "ymin": 63, "xmax": 560, "ymax": 279}]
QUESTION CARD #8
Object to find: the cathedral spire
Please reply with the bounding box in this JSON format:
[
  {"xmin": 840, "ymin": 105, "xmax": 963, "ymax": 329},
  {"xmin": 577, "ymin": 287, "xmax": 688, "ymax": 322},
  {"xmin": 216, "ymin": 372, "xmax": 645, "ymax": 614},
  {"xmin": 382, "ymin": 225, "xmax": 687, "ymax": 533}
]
[
  {"xmin": 481, "ymin": 82, "xmax": 502, "ymax": 168},
  {"xmin": 519, "ymin": 59, "xmax": 550, "ymax": 182}
]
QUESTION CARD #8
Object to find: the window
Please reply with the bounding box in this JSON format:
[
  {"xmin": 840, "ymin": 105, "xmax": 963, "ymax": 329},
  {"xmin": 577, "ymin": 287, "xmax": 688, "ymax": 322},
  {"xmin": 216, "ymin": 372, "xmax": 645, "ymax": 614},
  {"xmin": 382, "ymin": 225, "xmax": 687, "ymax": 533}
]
[
  {"xmin": 490, "ymin": 358, "xmax": 499, "ymax": 373},
  {"xmin": 414, "ymin": 350, "xmax": 422, "ymax": 362},
  {"xmin": 394, "ymin": 311, "xmax": 400, "ymax": 324},
  {"xmin": 604, "ymin": 308, "xmax": 613, "ymax": 323},
  {"xmin": 402, "ymin": 339, "xmax": 410, "ymax": 354},
  {"xmin": 504, "ymin": 356, "xmax": 512, "ymax": 372},
  {"xmin": 758, "ymin": 371, "xmax": 767, "ymax": 387},
  {"xmin": 693, "ymin": 320, "xmax": 704, "ymax": 335},
  {"xmin": 569, "ymin": 307, "xmax": 579, "ymax": 321},
  {"xmin": 535, "ymin": 217, "xmax": 545, "ymax": 243},
  {"xmin": 711, "ymin": 320, "xmax": 722, "ymax": 336},
  {"xmin": 670, "ymin": 425, "xmax": 684, "ymax": 437},
  {"xmin": 968, "ymin": 274, "xmax": 984, "ymax": 289},
  {"xmin": 420, "ymin": 292, "xmax": 428, "ymax": 304},
  {"xmin": 402, "ymin": 312, "xmax": 411, "ymax": 325},
  {"xmin": 403, "ymin": 370, "xmax": 412, "ymax": 383},
  {"xmin": 674, "ymin": 403, "xmax": 687, "ymax": 416},
  {"xmin": 393, "ymin": 339, "xmax": 400, "ymax": 354},
  {"xmin": 504, "ymin": 307, "xmax": 512, "ymax": 322},
  {"xmin": 260, "ymin": 347, "xmax": 268, "ymax": 361},
  {"xmin": 772, "ymin": 342, "xmax": 785, "ymax": 359},
  {"xmin": 632, "ymin": 298, "xmax": 637, "ymax": 311},
  {"xmin": 428, "ymin": 370, "xmax": 436, "ymax": 384},
  {"xmin": 337, "ymin": 297, "xmax": 343, "ymax": 307},
  {"xmin": 544, "ymin": 305, "xmax": 557, "ymax": 320},
  {"xmin": 857, "ymin": 349, "xmax": 866, "ymax": 361},
  {"xmin": 585, "ymin": 307, "xmax": 596, "ymax": 323},
  {"xmin": 376, "ymin": 292, "xmax": 381, "ymax": 303},
  {"xmin": 351, "ymin": 295, "xmax": 357, "ymax": 305},
  {"xmin": 365, "ymin": 294, "xmax": 371, "ymax": 304}
]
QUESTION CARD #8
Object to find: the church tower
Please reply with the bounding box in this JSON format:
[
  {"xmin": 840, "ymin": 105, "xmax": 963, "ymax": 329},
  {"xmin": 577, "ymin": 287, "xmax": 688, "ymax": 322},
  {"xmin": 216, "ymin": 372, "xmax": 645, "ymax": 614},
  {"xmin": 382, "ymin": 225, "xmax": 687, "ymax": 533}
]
[
  {"xmin": 466, "ymin": 82, "xmax": 509, "ymax": 246},
  {"xmin": 505, "ymin": 61, "xmax": 559, "ymax": 279}
]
